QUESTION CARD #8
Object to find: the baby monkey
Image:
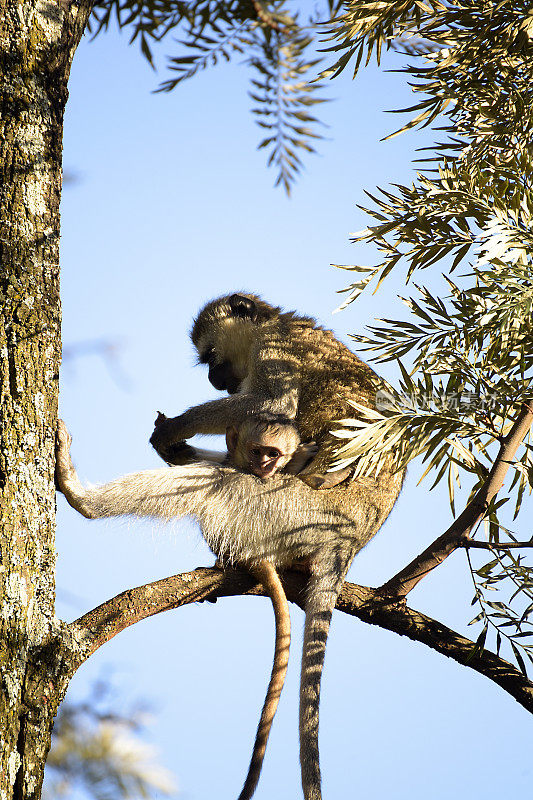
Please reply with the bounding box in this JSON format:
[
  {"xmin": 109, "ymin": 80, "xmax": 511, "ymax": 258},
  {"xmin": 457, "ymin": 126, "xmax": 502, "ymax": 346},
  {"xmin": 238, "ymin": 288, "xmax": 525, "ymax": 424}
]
[
  {"xmin": 149, "ymin": 413, "xmax": 350, "ymax": 797},
  {"xmin": 226, "ymin": 413, "xmax": 311, "ymax": 480},
  {"xmin": 226, "ymin": 413, "xmax": 352, "ymax": 488}
]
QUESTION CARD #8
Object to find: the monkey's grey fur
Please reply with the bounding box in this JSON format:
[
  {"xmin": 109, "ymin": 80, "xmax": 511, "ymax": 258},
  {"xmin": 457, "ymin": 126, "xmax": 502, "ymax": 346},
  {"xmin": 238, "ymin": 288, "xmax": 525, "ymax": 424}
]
[{"xmin": 57, "ymin": 293, "xmax": 403, "ymax": 800}]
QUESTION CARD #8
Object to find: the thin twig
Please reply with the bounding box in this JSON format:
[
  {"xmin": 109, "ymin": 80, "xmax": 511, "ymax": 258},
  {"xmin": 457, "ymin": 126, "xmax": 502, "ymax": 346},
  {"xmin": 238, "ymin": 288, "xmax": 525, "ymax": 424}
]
[
  {"xmin": 462, "ymin": 540, "xmax": 533, "ymax": 550},
  {"xmin": 252, "ymin": 0, "xmax": 287, "ymax": 33}
]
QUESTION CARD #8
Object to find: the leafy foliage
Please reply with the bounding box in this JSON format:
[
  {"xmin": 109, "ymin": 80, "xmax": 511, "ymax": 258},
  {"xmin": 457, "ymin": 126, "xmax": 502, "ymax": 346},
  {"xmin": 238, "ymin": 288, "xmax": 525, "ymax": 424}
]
[
  {"xmin": 325, "ymin": 1, "xmax": 533, "ymax": 668},
  {"xmin": 467, "ymin": 540, "xmax": 533, "ymax": 676},
  {"xmin": 89, "ymin": 1, "xmax": 338, "ymax": 192},
  {"xmin": 44, "ymin": 681, "xmax": 176, "ymax": 800}
]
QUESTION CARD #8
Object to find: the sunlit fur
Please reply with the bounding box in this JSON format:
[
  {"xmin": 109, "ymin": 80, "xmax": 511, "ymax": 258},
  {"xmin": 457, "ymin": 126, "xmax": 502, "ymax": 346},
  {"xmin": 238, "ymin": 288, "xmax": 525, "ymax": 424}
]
[
  {"xmin": 58, "ymin": 293, "xmax": 404, "ymax": 800},
  {"xmin": 188, "ymin": 293, "xmax": 382, "ymax": 468}
]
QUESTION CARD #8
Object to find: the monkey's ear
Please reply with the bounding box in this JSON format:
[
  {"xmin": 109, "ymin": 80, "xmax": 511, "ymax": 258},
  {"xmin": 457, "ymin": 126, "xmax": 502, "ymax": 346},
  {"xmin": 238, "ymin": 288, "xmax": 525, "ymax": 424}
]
[
  {"xmin": 229, "ymin": 294, "xmax": 256, "ymax": 320},
  {"xmin": 225, "ymin": 425, "xmax": 239, "ymax": 455}
]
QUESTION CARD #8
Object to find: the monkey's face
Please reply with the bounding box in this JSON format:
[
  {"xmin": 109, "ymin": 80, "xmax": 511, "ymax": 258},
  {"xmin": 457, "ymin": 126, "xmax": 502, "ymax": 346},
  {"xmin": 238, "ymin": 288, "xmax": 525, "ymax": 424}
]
[
  {"xmin": 191, "ymin": 293, "xmax": 278, "ymax": 396},
  {"xmin": 195, "ymin": 322, "xmax": 254, "ymax": 394},
  {"xmin": 246, "ymin": 440, "xmax": 291, "ymax": 480},
  {"xmin": 206, "ymin": 357, "xmax": 241, "ymax": 394},
  {"xmin": 226, "ymin": 420, "xmax": 300, "ymax": 480}
]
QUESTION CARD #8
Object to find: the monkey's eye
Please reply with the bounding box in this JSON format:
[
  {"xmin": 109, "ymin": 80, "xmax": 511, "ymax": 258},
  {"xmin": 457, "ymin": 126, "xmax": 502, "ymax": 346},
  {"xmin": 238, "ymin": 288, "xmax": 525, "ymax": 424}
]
[
  {"xmin": 199, "ymin": 346, "xmax": 216, "ymax": 365},
  {"xmin": 251, "ymin": 448, "xmax": 262, "ymax": 457},
  {"xmin": 267, "ymin": 449, "xmax": 281, "ymax": 459}
]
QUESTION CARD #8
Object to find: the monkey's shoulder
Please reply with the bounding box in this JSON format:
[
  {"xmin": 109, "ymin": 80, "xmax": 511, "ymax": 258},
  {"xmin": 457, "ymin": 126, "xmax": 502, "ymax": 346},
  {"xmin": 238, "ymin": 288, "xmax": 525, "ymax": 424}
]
[{"xmin": 259, "ymin": 315, "xmax": 376, "ymax": 375}]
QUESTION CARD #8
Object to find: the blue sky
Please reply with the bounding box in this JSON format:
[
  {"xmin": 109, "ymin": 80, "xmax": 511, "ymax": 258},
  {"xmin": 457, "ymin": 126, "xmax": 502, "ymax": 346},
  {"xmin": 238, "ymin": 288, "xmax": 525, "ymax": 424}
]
[{"xmin": 56, "ymin": 19, "xmax": 532, "ymax": 800}]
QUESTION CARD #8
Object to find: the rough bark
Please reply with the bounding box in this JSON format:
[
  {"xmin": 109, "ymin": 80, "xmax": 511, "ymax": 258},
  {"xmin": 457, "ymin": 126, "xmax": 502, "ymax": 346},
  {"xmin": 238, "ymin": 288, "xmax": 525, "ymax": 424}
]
[{"xmin": 0, "ymin": 2, "xmax": 92, "ymax": 797}]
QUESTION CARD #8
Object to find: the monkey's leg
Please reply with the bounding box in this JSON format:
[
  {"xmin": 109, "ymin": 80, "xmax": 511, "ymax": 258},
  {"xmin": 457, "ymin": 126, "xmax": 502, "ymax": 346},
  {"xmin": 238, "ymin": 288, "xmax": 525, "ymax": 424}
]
[
  {"xmin": 55, "ymin": 420, "xmax": 95, "ymax": 518},
  {"xmin": 238, "ymin": 561, "xmax": 291, "ymax": 800},
  {"xmin": 56, "ymin": 420, "xmax": 224, "ymax": 522}
]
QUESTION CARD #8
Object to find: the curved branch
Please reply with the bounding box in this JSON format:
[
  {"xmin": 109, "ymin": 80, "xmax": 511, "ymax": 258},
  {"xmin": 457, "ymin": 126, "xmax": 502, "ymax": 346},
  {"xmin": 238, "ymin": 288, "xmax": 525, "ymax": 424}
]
[
  {"xmin": 380, "ymin": 403, "xmax": 533, "ymax": 598},
  {"xmin": 65, "ymin": 565, "xmax": 533, "ymax": 714}
]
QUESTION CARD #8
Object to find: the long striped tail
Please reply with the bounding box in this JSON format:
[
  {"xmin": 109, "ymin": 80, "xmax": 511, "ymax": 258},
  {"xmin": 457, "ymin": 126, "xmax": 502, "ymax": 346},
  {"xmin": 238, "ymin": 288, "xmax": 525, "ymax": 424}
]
[
  {"xmin": 299, "ymin": 569, "xmax": 345, "ymax": 800},
  {"xmin": 237, "ymin": 562, "xmax": 291, "ymax": 800}
]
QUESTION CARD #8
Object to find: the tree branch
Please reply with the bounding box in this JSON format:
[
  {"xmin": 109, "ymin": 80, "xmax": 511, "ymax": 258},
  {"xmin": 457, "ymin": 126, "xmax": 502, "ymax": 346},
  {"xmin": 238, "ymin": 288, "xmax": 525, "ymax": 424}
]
[
  {"xmin": 380, "ymin": 403, "xmax": 533, "ymax": 598},
  {"xmin": 65, "ymin": 566, "xmax": 533, "ymax": 714}
]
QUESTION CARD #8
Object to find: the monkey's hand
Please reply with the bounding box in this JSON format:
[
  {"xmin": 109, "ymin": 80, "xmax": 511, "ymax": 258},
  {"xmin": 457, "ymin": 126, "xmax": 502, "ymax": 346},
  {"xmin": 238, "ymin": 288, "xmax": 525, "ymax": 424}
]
[
  {"xmin": 152, "ymin": 412, "xmax": 199, "ymax": 464},
  {"xmin": 284, "ymin": 441, "xmax": 318, "ymax": 475},
  {"xmin": 300, "ymin": 466, "xmax": 353, "ymax": 490},
  {"xmin": 150, "ymin": 414, "xmax": 189, "ymax": 462},
  {"xmin": 161, "ymin": 441, "xmax": 199, "ymax": 466}
]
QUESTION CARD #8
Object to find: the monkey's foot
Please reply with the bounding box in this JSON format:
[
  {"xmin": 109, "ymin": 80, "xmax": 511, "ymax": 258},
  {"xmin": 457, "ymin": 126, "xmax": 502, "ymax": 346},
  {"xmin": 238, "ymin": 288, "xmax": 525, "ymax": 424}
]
[
  {"xmin": 300, "ymin": 466, "xmax": 352, "ymax": 490},
  {"xmin": 55, "ymin": 419, "xmax": 75, "ymax": 493}
]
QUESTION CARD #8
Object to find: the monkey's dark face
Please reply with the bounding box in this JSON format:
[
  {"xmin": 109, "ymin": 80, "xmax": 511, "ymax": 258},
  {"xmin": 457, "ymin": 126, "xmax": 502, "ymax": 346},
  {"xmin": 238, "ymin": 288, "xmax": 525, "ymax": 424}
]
[
  {"xmin": 198, "ymin": 344, "xmax": 242, "ymax": 394},
  {"xmin": 208, "ymin": 360, "xmax": 241, "ymax": 394},
  {"xmin": 191, "ymin": 293, "xmax": 280, "ymax": 396}
]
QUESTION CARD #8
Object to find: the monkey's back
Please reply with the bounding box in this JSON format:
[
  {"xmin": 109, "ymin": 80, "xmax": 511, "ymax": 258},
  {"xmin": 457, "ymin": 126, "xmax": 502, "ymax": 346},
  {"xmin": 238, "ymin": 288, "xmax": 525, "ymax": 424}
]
[
  {"xmin": 262, "ymin": 313, "xmax": 404, "ymax": 533},
  {"xmin": 263, "ymin": 313, "xmax": 381, "ymax": 458}
]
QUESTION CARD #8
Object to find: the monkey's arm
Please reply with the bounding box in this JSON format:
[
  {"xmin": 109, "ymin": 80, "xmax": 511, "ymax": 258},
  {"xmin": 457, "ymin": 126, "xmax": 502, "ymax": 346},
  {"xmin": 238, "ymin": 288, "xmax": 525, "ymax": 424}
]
[
  {"xmin": 152, "ymin": 412, "xmax": 228, "ymax": 466},
  {"xmin": 183, "ymin": 446, "xmax": 227, "ymax": 463},
  {"xmin": 151, "ymin": 332, "xmax": 300, "ymax": 462},
  {"xmin": 158, "ymin": 440, "xmax": 228, "ymax": 467},
  {"xmin": 150, "ymin": 391, "xmax": 298, "ymax": 462}
]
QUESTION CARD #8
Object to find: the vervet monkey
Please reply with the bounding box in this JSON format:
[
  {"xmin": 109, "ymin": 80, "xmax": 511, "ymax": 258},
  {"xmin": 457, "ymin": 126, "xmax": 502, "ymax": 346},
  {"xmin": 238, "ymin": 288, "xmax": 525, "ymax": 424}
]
[
  {"xmin": 226, "ymin": 413, "xmax": 351, "ymax": 488},
  {"xmin": 57, "ymin": 294, "xmax": 403, "ymax": 800}
]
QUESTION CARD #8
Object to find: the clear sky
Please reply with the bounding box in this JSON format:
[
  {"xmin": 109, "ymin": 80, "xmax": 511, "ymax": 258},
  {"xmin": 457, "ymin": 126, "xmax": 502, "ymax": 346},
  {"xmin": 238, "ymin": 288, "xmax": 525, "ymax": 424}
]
[{"xmin": 56, "ymin": 19, "xmax": 532, "ymax": 800}]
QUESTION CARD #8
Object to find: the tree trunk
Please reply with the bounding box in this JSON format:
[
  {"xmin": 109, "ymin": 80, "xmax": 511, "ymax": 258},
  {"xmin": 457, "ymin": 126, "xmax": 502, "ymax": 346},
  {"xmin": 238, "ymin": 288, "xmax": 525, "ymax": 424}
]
[{"xmin": 0, "ymin": 2, "xmax": 91, "ymax": 797}]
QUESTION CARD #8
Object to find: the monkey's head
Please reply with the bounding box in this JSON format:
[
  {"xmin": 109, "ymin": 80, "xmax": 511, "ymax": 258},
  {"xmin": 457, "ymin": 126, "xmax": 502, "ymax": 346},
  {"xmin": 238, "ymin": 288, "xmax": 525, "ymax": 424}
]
[
  {"xmin": 226, "ymin": 414, "xmax": 300, "ymax": 480},
  {"xmin": 191, "ymin": 293, "xmax": 280, "ymax": 394}
]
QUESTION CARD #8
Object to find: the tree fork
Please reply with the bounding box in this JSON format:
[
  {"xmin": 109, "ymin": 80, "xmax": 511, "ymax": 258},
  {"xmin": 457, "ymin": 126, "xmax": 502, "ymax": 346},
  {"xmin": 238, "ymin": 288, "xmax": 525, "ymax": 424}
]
[{"xmin": 0, "ymin": 2, "xmax": 92, "ymax": 797}]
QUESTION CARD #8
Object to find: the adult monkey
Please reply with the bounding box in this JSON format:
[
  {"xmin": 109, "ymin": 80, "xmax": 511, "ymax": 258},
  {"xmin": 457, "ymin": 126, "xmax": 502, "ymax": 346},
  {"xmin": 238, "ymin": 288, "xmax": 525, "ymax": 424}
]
[{"xmin": 56, "ymin": 293, "xmax": 403, "ymax": 800}]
